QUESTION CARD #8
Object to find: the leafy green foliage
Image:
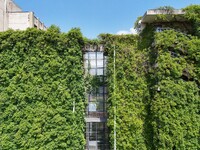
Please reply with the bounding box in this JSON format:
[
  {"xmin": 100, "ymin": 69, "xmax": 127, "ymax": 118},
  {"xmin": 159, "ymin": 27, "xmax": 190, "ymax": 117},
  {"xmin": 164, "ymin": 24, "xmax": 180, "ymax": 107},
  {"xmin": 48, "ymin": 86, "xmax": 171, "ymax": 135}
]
[
  {"xmin": 0, "ymin": 4, "xmax": 199, "ymax": 150},
  {"xmin": 183, "ymin": 5, "xmax": 200, "ymax": 37},
  {"xmin": 100, "ymin": 34, "xmax": 150, "ymax": 149},
  {"xmin": 150, "ymin": 30, "xmax": 200, "ymax": 149},
  {"xmin": 134, "ymin": 16, "xmax": 142, "ymax": 30},
  {"xmin": 156, "ymin": 6, "xmax": 175, "ymax": 11},
  {"xmin": 151, "ymin": 79, "xmax": 199, "ymax": 150},
  {"xmin": 0, "ymin": 28, "xmax": 86, "ymax": 149},
  {"xmin": 155, "ymin": 6, "xmax": 175, "ymax": 21},
  {"xmin": 154, "ymin": 30, "xmax": 200, "ymax": 84},
  {"xmin": 102, "ymin": 5, "xmax": 200, "ymax": 149},
  {"xmin": 138, "ymin": 25, "xmax": 155, "ymax": 50}
]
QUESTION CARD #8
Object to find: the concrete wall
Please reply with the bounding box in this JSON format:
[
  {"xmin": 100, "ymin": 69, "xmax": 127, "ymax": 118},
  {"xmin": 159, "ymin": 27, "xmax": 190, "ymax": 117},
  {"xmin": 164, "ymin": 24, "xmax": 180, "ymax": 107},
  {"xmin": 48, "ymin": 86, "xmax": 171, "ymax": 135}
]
[
  {"xmin": 33, "ymin": 15, "xmax": 47, "ymax": 30},
  {"xmin": 0, "ymin": 0, "xmax": 46, "ymax": 31},
  {"xmin": 8, "ymin": 12, "xmax": 30, "ymax": 30},
  {"xmin": 0, "ymin": 0, "xmax": 4, "ymax": 31},
  {"xmin": 0, "ymin": 10, "xmax": 3, "ymax": 31},
  {"xmin": 0, "ymin": 0, "xmax": 22, "ymax": 31},
  {"xmin": 7, "ymin": 0, "xmax": 22, "ymax": 12}
]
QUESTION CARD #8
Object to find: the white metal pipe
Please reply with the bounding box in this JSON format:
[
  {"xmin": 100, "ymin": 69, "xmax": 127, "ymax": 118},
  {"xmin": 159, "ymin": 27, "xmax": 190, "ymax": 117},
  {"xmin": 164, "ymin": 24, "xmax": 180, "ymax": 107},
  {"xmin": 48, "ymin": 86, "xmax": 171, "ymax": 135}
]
[
  {"xmin": 73, "ymin": 100, "xmax": 75, "ymax": 113},
  {"xmin": 113, "ymin": 45, "xmax": 116, "ymax": 150}
]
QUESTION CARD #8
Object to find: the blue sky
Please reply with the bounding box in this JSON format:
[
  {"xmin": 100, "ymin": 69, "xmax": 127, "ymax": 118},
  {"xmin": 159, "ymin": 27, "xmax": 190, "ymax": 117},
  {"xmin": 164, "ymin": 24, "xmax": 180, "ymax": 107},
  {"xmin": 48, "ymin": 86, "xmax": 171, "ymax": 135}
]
[{"xmin": 14, "ymin": 0, "xmax": 200, "ymax": 39}]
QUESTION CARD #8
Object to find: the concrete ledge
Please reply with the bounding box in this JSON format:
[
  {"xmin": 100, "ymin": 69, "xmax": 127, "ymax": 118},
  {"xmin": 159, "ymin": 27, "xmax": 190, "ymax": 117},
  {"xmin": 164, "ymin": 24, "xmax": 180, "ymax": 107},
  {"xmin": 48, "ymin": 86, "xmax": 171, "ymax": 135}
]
[
  {"xmin": 141, "ymin": 9, "xmax": 186, "ymax": 23},
  {"xmin": 146, "ymin": 9, "xmax": 184, "ymax": 15},
  {"xmin": 85, "ymin": 117, "xmax": 107, "ymax": 122}
]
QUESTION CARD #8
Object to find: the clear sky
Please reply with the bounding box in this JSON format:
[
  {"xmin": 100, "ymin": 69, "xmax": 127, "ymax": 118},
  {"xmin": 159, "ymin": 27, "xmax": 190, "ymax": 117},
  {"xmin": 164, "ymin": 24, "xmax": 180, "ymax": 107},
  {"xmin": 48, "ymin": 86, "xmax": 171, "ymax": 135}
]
[{"xmin": 14, "ymin": 0, "xmax": 200, "ymax": 39}]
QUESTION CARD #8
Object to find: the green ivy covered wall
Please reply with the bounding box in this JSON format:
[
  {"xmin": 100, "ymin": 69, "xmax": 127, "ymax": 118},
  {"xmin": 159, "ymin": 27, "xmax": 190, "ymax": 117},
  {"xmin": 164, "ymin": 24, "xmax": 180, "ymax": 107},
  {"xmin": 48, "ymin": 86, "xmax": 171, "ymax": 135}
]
[
  {"xmin": 150, "ymin": 30, "xmax": 199, "ymax": 150},
  {"xmin": 149, "ymin": 6, "xmax": 200, "ymax": 149},
  {"xmin": 100, "ymin": 34, "xmax": 150, "ymax": 149},
  {"xmin": 101, "ymin": 4, "xmax": 200, "ymax": 150},
  {"xmin": 0, "ymin": 27, "xmax": 86, "ymax": 150}
]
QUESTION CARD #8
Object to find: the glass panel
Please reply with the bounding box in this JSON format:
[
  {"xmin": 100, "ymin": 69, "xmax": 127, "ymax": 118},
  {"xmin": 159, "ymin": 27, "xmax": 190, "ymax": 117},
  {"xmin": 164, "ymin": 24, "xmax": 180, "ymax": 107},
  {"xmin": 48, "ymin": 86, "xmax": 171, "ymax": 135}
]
[
  {"xmin": 96, "ymin": 102, "xmax": 104, "ymax": 111},
  {"xmin": 89, "ymin": 52, "xmax": 96, "ymax": 59},
  {"xmin": 98, "ymin": 144, "xmax": 104, "ymax": 150},
  {"xmin": 84, "ymin": 60, "xmax": 89, "ymax": 68},
  {"xmin": 89, "ymin": 136, "xmax": 96, "ymax": 141},
  {"xmin": 89, "ymin": 94, "xmax": 96, "ymax": 102},
  {"xmin": 88, "ymin": 102, "xmax": 104, "ymax": 112},
  {"xmin": 88, "ymin": 60, "xmax": 96, "ymax": 68},
  {"xmin": 89, "ymin": 69, "xmax": 96, "ymax": 75},
  {"xmin": 86, "ymin": 122, "xmax": 108, "ymax": 149},
  {"xmin": 97, "ymin": 60, "xmax": 104, "ymax": 67},
  {"xmin": 98, "ymin": 86, "xmax": 104, "ymax": 94},
  {"xmin": 104, "ymin": 87, "xmax": 108, "ymax": 93},
  {"xmin": 96, "ymin": 94, "xmax": 103, "ymax": 102},
  {"xmin": 104, "ymin": 94, "xmax": 108, "ymax": 100},
  {"xmin": 89, "ymin": 102, "xmax": 97, "ymax": 112},
  {"xmin": 97, "ymin": 68, "xmax": 103, "ymax": 75},
  {"xmin": 98, "ymin": 122, "xmax": 104, "ymax": 129},
  {"xmin": 97, "ymin": 133, "xmax": 104, "ymax": 141},
  {"xmin": 104, "ymin": 68, "xmax": 106, "ymax": 75},
  {"xmin": 104, "ymin": 57, "xmax": 107, "ymax": 65},
  {"xmin": 84, "ymin": 53, "xmax": 88, "ymax": 60},
  {"xmin": 97, "ymin": 52, "xmax": 104, "ymax": 59},
  {"xmin": 89, "ymin": 123, "xmax": 96, "ymax": 141}
]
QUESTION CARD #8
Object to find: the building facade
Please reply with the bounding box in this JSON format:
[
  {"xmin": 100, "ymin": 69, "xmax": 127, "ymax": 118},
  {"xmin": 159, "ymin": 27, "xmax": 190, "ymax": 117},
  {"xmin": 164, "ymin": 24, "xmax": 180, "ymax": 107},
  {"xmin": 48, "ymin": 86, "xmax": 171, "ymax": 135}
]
[
  {"xmin": 0, "ymin": 0, "xmax": 46, "ymax": 31},
  {"xmin": 83, "ymin": 9, "xmax": 192, "ymax": 150}
]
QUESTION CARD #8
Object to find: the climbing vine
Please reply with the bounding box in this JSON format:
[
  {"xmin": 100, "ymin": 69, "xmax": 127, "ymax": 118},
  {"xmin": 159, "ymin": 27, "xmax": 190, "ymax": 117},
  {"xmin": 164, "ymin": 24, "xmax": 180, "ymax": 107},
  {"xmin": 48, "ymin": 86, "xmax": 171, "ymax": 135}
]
[
  {"xmin": 0, "ymin": 27, "xmax": 86, "ymax": 150},
  {"xmin": 183, "ymin": 5, "xmax": 200, "ymax": 37},
  {"xmin": 100, "ymin": 34, "xmax": 150, "ymax": 149},
  {"xmin": 0, "ymin": 4, "xmax": 199, "ymax": 150},
  {"xmin": 102, "ymin": 4, "xmax": 200, "ymax": 150},
  {"xmin": 150, "ymin": 30, "xmax": 200, "ymax": 150}
]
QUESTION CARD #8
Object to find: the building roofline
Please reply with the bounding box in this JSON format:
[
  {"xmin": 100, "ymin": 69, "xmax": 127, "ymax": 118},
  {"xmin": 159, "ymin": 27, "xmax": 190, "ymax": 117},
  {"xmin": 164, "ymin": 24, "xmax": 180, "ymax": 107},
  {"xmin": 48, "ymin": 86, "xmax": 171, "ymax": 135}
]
[
  {"xmin": 7, "ymin": 11, "xmax": 32, "ymax": 13},
  {"xmin": 145, "ymin": 9, "xmax": 184, "ymax": 15},
  {"xmin": 141, "ymin": 9, "xmax": 186, "ymax": 23}
]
